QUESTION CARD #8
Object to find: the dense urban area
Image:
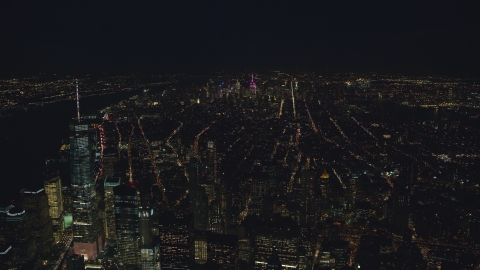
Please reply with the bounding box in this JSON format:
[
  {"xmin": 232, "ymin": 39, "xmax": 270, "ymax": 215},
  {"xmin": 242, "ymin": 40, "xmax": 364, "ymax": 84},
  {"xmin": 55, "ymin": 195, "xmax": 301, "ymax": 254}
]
[{"xmin": 1, "ymin": 72, "xmax": 480, "ymax": 269}]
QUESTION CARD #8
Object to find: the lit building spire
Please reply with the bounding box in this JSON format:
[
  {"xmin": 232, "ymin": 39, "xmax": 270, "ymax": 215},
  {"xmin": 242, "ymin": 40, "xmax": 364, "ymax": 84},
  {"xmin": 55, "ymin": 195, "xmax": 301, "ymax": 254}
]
[
  {"xmin": 249, "ymin": 73, "xmax": 257, "ymax": 94},
  {"xmin": 76, "ymin": 79, "xmax": 80, "ymax": 123}
]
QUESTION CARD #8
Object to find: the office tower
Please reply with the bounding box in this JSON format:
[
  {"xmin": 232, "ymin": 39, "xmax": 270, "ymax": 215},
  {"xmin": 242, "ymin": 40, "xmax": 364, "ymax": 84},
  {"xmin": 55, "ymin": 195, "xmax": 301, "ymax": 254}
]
[
  {"xmin": 0, "ymin": 205, "xmax": 36, "ymax": 268},
  {"xmin": 71, "ymin": 79, "xmax": 102, "ymax": 260},
  {"xmin": 187, "ymin": 157, "xmax": 200, "ymax": 187},
  {"xmin": 66, "ymin": 254, "xmax": 86, "ymax": 270},
  {"xmin": 320, "ymin": 169, "xmax": 329, "ymax": 203},
  {"xmin": 253, "ymin": 228, "xmax": 299, "ymax": 270},
  {"xmin": 250, "ymin": 73, "xmax": 257, "ymax": 94},
  {"xmin": 208, "ymin": 200, "xmax": 224, "ymax": 234},
  {"xmin": 188, "ymin": 157, "xmax": 209, "ymax": 231},
  {"xmin": 104, "ymin": 177, "xmax": 121, "ymax": 241},
  {"xmin": 159, "ymin": 210, "xmax": 193, "ymax": 270},
  {"xmin": 114, "ymin": 184, "xmax": 140, "ymax": 268},
  {"xmin": 206, "ymin": 141, "xmax": 217, "ymax": 184},
  {"xmin": 44, "ymin": 172, "xmax": 65, "ymax": 243},
  {"xmin": 194, "ymin": 233, "xmax": 208, "ymax": 265},
  {"xmin": 236, "ymin": 238, "xmax": 252, "ymax": 267},
  {"xmin": 206, "ymin": 233, "xmax": 238, "ymax": 268},
  {"xmin": 300, "ymin": 169, "xmax": 318, "ymax": 225},
  {"xmin": 190, "ymin": 186, "xmax": 209, "ymax": 231},
  {"xmin": 21, "ymin": 187, "xmax": 53, "ymax": 257},
  {"xmin": 139, "ymin": 208, "xmax": 161, "ymax": 270},
  {"xmin": 321, "ymin": 239, "xmax": 350, "ymax": 269}
]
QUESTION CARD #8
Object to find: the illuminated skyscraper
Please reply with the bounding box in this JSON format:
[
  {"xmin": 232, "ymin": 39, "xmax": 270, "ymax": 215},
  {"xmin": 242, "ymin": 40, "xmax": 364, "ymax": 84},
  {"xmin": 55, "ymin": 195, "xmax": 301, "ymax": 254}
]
[
  {"xmin": 159, "ymin": 210, "xmax": 193, "ymax": 269},
  {"xmin": 320, "ymin": 169, "xmax": 330, "ymax": 203},
  {"xmin": 70, "ymin": 79, "xmax": 102, "ymax": 260},
  {"xmin": 104, "ymin": 177, "xmax": 121, "ymax": 241},
  {"xmin": 250, "ymin": 73, "xmax": 257, "ymax": 94},
  {"xmin": 21, "ymin": 187, "xmax": 53, "ymax": 257},
  {"xmin": 44, "ymin": 172, "xmax": 65, "ymax": 243},
  {"xmin": 114, "ymin": 184, "xmax": 140, "ymax": 268},
  {"xmin": 188, "ymin": 158, "xmax": 208, "ymax": 231},
  {"xmin": 194, "ymin": 233, "xmax": 207, "ymax": 265},
  {"xmin": 206, "ymin": 141, "xmax": 217, "ymax": 184},
  {"xmin": 139, "ymin": 208, "xmax": 161, "ymax": 270}
]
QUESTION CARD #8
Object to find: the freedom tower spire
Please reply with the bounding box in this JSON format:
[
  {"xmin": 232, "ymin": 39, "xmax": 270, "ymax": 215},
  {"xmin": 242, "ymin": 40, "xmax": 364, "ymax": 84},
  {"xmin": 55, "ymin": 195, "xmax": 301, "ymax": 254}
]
[
  {"xmin": 69, "ymin": 79, "xmax": 103, "ymax": 260},
  {"xmin": 76, "ymin": 79, "xmax": 81, "ymax": 122}
]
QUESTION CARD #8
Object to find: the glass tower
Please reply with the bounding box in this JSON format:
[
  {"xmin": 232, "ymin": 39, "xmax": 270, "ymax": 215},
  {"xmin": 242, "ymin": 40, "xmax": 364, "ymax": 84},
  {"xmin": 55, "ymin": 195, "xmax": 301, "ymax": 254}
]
[
  {"xmin": 114, "ymin": 184, "xmax": 140, "ymax": 268},
  {"xmin": 44, "ymin": 172, "xmax": 65, "ymax": 243},
  {"xmin": 70, "ymin": 121, "xmax": 102, "ymax": 260}
]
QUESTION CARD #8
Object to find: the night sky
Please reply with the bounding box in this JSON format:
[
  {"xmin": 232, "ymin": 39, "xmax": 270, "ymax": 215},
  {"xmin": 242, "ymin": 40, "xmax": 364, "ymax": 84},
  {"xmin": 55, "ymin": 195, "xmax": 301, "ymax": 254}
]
[{"xmin": 1, "ymin": 1, "xmax": 479, "ymax": 77}]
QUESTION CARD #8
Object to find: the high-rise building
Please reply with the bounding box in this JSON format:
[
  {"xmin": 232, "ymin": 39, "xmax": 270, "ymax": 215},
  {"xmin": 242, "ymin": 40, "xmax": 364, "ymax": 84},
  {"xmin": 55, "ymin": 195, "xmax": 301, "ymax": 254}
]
[
  {"xmin": 21, "ymin": 187, "xmax": 53, "ymax": 257},
  {"xmin": 0, "ymin": 205, "xmax": 36, "ymax": 268},
  {"xmin": 320, "ymin": 169, "xmax": 330, "ymax": 203},
  {"xmin": 206, "ymin": 233, "xmax": 238, "ymax": 268},
  {"xmin": 159, "ymin": 210, "xmax": 193, "ymax": 269},
  {"xmin": 253, "ymin": 228, "xmax": 299, "ymax": 270},
  {"xmin": 194, "ymin": 233, "xmax": 208, "ymax": 265},
  {"xmin": 70, "ymin": 79, "xmax": 102, "ymax": 261},
  {"xmin": 139, "ymin": 208, "xmax": 161, "ymax": 270},
  {"xmin": 104, "ymin": 177, "xmax": 121, "ymax": 241},
  {"xmin": 188, "ymin": 158, "xmax": 209, "ymax": 232},
  {"xmin": 190, "ymin": 186, "xmax": 209, "ymax": 232},
  {"xmin": 206, "ymin": 141, "xmax": 217, "ymax": 184},
  {"xmin": 208, "ymin": 200, "xmax": 224, "ymax": 234},
  {"xmin": 250, "ymin": 73, "xmax": 257, "ymax": 94},
  {"xmin": 44, "ymin": 172, "xmax": 65, "ymax": 243},
  {"xmin": 114, "ymin": 184, "xmax": 140, "ymax": 268}
]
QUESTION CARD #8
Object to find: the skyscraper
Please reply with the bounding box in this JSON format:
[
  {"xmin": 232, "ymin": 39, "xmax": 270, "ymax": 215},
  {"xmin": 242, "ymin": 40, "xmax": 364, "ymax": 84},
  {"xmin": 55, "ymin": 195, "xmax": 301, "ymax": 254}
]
[
  {"xmin": 114, "ymin": 184, "xmax": 140, "ymax": 268},
  {"xmin": 104, "ymin": 177, "xmax": 121, "ymax": 242},
  {"xmin": 70, "ymin": 79, "xmax": 102, "ymax": 260},
  {"xmin": 139, "ymin": 208, "xmax": 161, "ymax": 270},
  {"xmin": 188, "ymin": 157, "xmax": 209, "ymax": 232},
  {"xmin": 250, "ymin": 73, "xmax": 257, "ymax": 94},
  {"xmin": 159, "ymin": 210, "xmax": 193, "ymax": 269},
  {"xmin": 44, "ymin": 172, "xmax": 65, "ymax": 243},
  {"xmin": 21, "ymin": 187, "xmax": 53, "ymax": 257},
  {"xmin": 320, "ymin": 169, "xmax": 330, "ymax": 203}
]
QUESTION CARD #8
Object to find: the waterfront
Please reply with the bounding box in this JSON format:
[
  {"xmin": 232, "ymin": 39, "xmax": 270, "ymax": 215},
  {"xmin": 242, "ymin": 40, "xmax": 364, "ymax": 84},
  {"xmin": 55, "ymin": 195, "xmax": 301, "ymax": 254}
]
[{"xmin": 0, "ymin": 89, "xmax": 146, "ymax": 200}]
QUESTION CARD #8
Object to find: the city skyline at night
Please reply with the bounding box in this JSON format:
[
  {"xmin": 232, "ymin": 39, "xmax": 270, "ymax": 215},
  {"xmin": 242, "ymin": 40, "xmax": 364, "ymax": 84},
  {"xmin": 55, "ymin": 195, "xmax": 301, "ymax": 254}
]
[
  {"xmin": 1, "ymin": 1, "xmax": 480, "ymax": 269},
  {"xmin": 1, "ymin": 71, "xmax": 480, "ymax": 269}
]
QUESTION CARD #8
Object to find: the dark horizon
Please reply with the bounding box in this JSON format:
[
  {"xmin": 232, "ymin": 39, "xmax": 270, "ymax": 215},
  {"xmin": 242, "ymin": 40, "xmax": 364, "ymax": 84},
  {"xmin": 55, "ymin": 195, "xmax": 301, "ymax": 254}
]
[{"xmin": 1, "ymin": 1, "xmax": 479, "ymax": 78}]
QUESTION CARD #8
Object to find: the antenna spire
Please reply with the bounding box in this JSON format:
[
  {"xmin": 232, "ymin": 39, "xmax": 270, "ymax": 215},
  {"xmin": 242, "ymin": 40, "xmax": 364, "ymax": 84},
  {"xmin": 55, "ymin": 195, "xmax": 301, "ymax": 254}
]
[{"xmin": 76, "ymin": 79, "xmax": 81, "ymax": 123}]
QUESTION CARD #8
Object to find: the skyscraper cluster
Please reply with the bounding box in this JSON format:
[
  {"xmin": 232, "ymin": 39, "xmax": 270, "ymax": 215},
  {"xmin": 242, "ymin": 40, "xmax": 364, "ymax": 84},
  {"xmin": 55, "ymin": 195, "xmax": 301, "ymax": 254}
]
[{"xmin": 2, "ymin": 72, "xmax": 480, "ymax": 269}]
